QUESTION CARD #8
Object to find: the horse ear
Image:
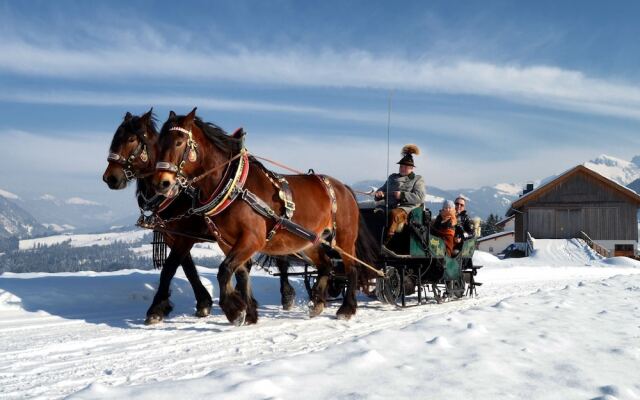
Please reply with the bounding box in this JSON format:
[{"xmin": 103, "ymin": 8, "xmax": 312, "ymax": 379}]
[
  {"xmin": 169, "ymin": 110, "xmax": 177, "ymax": 119},
  {"xmin": 140, "ymin": 108, "xmax": 153, "ymax": 123},
  {"xmin": 124, "ymin": 112, "xmax": 133, "ymax": 121},
  {"xmin": 184, "ymin": 107, "xmax": 197, "ymax": 127}
]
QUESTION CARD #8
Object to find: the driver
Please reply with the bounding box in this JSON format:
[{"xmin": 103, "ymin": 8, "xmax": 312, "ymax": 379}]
[{"xmin": 374, "ymin": 144, "xmax": 426, "ymax": 214}]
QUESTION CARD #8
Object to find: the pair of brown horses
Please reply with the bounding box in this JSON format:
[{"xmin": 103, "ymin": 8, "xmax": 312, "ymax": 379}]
[{"xmin": 104, "ymin": 108, "xmax": 376, "ymax": 325}]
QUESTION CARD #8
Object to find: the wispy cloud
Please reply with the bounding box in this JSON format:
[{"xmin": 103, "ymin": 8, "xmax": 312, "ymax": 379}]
[
  {"xmin": 0, "ymin": 129, "xmax": 108, "ymax": 176},
  {"xmin": 0, "ymin": 89, "xmax": 507, "ymax": 141},
  {"xmin": 4, "ymin": 35, "xmax": 640, "ymax": 120}
]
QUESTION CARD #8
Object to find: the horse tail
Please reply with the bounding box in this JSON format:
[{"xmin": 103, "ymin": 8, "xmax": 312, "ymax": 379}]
[{"xmin": 346, "ymin": 187, "xmax": 382, "ymax": 276}]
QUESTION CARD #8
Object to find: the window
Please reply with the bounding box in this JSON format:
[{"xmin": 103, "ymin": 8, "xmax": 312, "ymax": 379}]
[{"xmin": 614, "ymin": 244, "xmax": 634, "ymax": 257}]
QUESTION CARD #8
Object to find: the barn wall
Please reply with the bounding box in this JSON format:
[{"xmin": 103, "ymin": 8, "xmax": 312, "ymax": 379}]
[
  {"xmin": 514, "ymin": 171, "xmax": 639, "ymax": 242},
  {"xmin": 515, "ymin": 213, "xmax": 525, "ymax": 242}
]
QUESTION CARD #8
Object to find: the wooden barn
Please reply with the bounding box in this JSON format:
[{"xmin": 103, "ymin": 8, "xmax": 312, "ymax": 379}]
[{"xmin": 506, "ymin": 165, "xmax": 640, "ymax": 257}]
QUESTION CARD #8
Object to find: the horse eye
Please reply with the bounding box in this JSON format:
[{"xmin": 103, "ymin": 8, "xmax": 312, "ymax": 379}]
[
  {"xmin": 128, "ymin": 136, "xmax": 136, "ymax": 143},
  {"xmin": 175, "ymin": 140, "xmax": 184, "ymax": 147}
]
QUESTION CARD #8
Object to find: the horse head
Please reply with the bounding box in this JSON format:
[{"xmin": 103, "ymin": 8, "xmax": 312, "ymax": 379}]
[
  {"xmin": 153, "ymin": 108, "xmax": 243, "ymax": 197},
  {"xmin": 103, "ymin": 109, "xmax": 157, "ymax": 189},
  {"xmin": 385, "ymin": 208, "xmax": 408, "ymax": 244}
]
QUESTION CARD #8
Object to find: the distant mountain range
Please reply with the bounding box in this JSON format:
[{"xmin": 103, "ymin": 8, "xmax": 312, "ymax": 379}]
[
  {"xmin": 352, "ymin": 180, "xmax": 523, "ymax": 220},
  {"xmin": 2, "ymin": 154, "xmax": 640, "ymax": 238},
  {"xmin": 19, "ymin": 194, "xmax": 121, "ymax": 232},
  {"xmin": 0, "ymin": 193, "xmax": 51, "ymax": 239},
  {"xmin": 0, "ymin": 190, "xmax": 138, "ymax": 239},
  {"xmin": 354, "ymin": 154, "xmax": 640, "ymax": 220}
]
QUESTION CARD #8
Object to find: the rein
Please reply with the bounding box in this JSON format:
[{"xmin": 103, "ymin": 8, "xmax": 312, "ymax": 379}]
[
  {"xmin": 251, "ymin": 155, "xmax": 373, "ymax": 197},
  {"xmin": 149, "ymin": 129, "xmax": 383, "ymax": 277}
]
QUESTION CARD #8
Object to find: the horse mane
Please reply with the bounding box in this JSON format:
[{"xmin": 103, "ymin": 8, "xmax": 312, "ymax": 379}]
[
  {"xmin": 110, "ymin": 113, "xmax": 158, "ymax": 151},
  {"xmin": 247, "ymin": 155, "xmax": 272, "ymax": 175},
  {"xmin": 193, "ymin": 117, "xmax": 244, "ymax": 156}
]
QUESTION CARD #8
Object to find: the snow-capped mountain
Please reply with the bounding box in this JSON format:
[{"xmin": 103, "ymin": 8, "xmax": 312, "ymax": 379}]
[
  {"xmin": 353, "ymin": 154, "xmax": 640, "ymax": 220},
  {"xmin": 455, "ymin": 184, "xmax": 522, "ymax": 218},
  {"xmin": 19, "ymin": 194, "xmax": 118, "ymax": 232},
  {"xmin": 0, "ymin": 194, "xmax": 50, "ymax": 239},
  {"xmin": 0, "ymin": 188, "xmax": 20, "ymax": 201},
  {"xmin": 627, "ymin": 178, "xmax": 640, "ymax": 194},
  {"xmin": 583, "ymin": 154, "xmax": 640, "ymax": 186},
  {"xmin": 352, "ymin": 180, "xmax": 517, "ymax": 219}
]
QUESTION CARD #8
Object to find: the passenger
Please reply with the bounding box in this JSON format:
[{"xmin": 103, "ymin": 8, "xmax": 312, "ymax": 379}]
[
  {"xmin": 374, "ymin": 144, "xmax": 426, "ymax": 244},
  {"xmin": 454, "ymin": 196, "xmax": 474, "ymax": 244},
  {"xmin": 431, "ymin": 200, "xmax": 457, "ymax": 256}
]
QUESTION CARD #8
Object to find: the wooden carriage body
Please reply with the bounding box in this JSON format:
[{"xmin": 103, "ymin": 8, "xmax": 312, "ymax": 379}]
[{"xmin": 361, "ymin": 206, "xmax": 481, "ymax": 306}]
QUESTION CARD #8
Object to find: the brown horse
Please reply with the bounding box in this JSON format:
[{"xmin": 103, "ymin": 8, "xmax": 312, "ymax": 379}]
[
  {"xmin": 103, "ymin": 111, "xmax": 299, "ymax": 324},
  {"xmin": 102, "ymin": 110, "xmax": 214, "ymax": 324},
  {"xmin": 385, "ymin": 208, "xmax": 408, "ymax": 244},
  {"xmin": 153, "ymin": 108, "xmax": 368, "ymax": 325}
]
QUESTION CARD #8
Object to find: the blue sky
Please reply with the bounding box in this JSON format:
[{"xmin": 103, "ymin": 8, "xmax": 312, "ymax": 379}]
[{"xmin": 1, "ymin": 0, "xmax": 640, "ymax": 207}]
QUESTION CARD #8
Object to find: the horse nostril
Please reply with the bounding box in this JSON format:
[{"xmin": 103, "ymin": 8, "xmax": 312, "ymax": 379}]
[{"xmin": 103, "ymin": 174, "xmax": 117, "ymax": 186}]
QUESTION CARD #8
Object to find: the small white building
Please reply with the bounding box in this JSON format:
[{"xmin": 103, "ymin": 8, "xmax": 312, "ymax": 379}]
[
  {"xmin": 477, "ymin": 231, "xmax": 515, "ymax": 255},
  {"xmin": 496, "ymin": 215, "xmax": 515, "ymax": 232}
]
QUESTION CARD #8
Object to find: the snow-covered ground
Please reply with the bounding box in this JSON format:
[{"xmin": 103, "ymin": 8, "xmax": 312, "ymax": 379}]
[
  {"xmin": 1, "ymin": 246, "xmax": 640, "ymax": 400},
  {"xmin": 18, "ymin": 230, "xmax": 149, "ymax": 250}
]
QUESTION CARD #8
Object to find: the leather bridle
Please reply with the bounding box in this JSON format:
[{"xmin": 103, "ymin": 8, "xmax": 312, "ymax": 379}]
[
  {"xmin": 155, "ymin": 126, "xmax": 199, "ymax": 187},
  {"xmin": 107, "ymin": 137, "xmax": 149, "ymax": 181}
]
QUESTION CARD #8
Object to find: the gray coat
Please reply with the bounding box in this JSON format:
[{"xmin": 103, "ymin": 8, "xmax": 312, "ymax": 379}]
[{"xmin": 377, "ymin": 172, "xmax": 426, "ymax": 213}]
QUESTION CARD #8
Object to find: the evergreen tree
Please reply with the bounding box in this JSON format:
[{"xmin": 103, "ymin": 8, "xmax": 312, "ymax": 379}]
[{"xmin": 481, "ymin": 213, "xmax": 503, "ymax": 236}]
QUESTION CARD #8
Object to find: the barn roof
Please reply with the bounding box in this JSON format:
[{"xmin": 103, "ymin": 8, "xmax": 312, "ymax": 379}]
[
  {"xmin": 506, "ymin": 164, "xmax": 640, "ymax": 217},
  {"xmin": 496, "ymin": 215, "xmax": 515, "ymax": 227},
  {"xmin": 477, "ymin": 230, "xmax": 515, "ymax": 242}
]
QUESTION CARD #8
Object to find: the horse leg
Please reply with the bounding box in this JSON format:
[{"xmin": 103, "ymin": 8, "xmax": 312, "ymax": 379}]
[
  {"xmin": 217, "ymin": 237, "xmax": 260, "ymax": 326},
  {"xmin": 336, "ymin": 257, "xmax": 358, "ymax": 320},
  {"xmin": 233, "ymin": 262, "xmax": 259, "ymax": 325},
  {"xmin": 307, "ymin": 249, "xmax": 332, "ymax": 318},
  {"xmin": 145, "ymin": 249, "xmax": 182, "ymax": 325},
  {"xmin": 181, "ymin": 253, "xmax": 213, "ymax": 318},
  {"xmin": 276, "ymin": 256, "xmax": 296, "ymax": 310}
]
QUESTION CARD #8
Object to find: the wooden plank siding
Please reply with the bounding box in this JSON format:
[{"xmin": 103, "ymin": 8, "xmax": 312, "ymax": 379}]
[{"xmin": 512, "ymin": 168, "xmax": 640, "ymax": 242}]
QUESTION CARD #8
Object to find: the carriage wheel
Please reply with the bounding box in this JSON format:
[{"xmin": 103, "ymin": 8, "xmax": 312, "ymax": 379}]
[
  {"xmin": 381, "ymin": 266, "xmax": 403, "ymax": 306},
  {"xmin": 375, "ymin": 274, "xmax": 388, "ymax": 303}
]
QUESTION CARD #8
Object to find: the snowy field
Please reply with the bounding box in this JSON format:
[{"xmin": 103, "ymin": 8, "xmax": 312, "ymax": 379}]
[
  {"xmin": 1, "ymin": 243, "xmax": 640, "ymax": 399},
  {"xmin": 18, "ymin": 230, "xmax": 149, "ymax": 250}
]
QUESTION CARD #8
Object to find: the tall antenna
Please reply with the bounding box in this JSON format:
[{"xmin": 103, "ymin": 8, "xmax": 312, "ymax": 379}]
[{"xmin": 385, "ymin": 90, "xmax": 394, "ymax": 222}]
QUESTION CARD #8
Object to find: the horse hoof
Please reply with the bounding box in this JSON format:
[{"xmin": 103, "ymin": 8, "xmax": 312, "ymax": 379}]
[
  {"xmin": 336, "ymin": 312, "xmax": 353, "ymax": 321},
  {"xmin": 282, "ymin": 296, "xmax": 295, "ymax": 311},
  {"xmin": 337, "ymin": 305, "xmax": 355, "ymax": 321},
  {"xmin": 308, "ymin": 303, "xmax": 324, "ymax": 318},
  {"xmin": 195, "ymin": 306, "xmax": 211, "ymax": 318},
  {"xmin": 232, "ymin": 311, "xmax": 246, "ymax": 327},
  {"xmin": 144, "ymin": 314, "xmax": 163, "ymax": 325}
]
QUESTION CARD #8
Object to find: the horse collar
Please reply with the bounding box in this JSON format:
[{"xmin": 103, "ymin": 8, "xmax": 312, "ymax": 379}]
[{"xmin": 195, "ymin": 150, "xmax": 250, "ymax": 217}]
